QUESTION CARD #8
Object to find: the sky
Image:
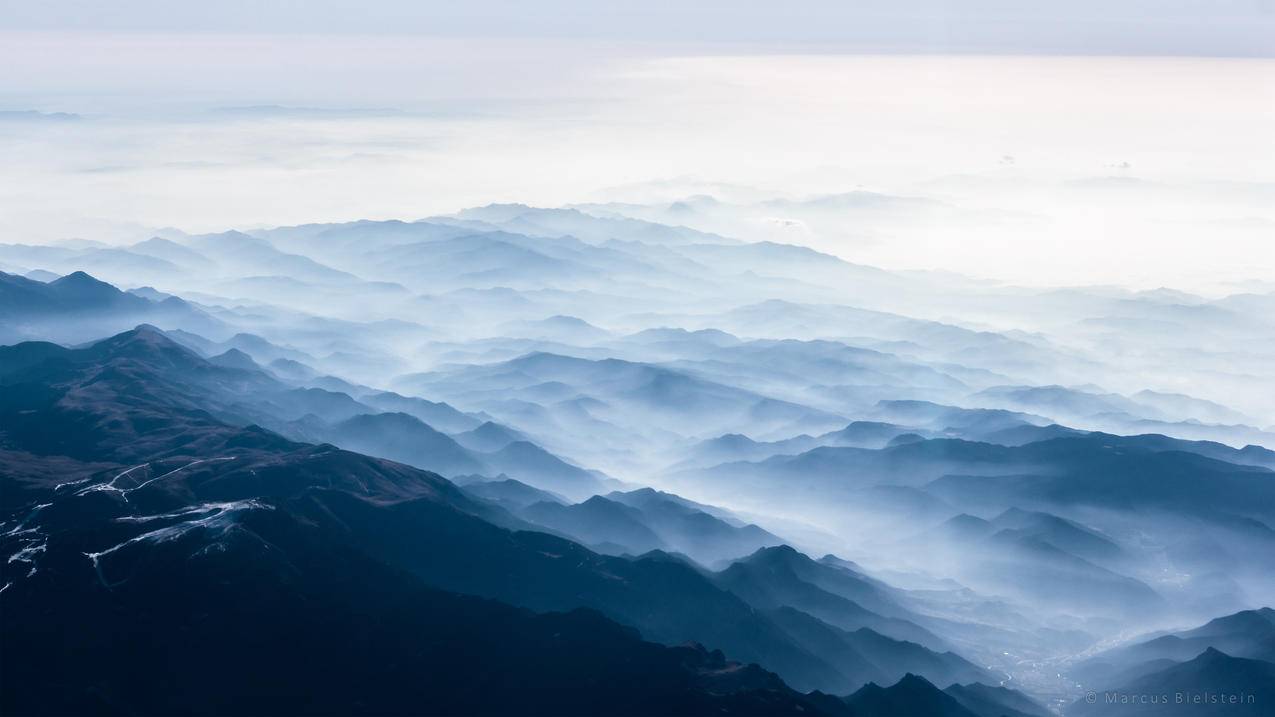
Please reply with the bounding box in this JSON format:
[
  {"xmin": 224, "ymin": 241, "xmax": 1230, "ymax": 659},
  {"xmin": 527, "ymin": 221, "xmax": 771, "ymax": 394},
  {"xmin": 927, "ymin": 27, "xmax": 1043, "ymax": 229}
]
[
  {"xmin": 0, "ymin": 2, "xmax": 1272, "ymax": 289},
  {"xmin": 3, "ymin": 1, "xmax": 1273, "ymax": 56}
]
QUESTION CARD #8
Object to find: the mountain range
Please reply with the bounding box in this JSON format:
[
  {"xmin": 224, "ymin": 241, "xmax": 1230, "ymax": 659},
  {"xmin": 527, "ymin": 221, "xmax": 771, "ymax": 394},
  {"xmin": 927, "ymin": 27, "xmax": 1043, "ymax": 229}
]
[
  {"xmin": 0, "ymin": 324, "xmax": 1055, "ymax": 712},
  {"xmin": 3, "ymin": 200, "xmax": 1272, "ymax": 716}
]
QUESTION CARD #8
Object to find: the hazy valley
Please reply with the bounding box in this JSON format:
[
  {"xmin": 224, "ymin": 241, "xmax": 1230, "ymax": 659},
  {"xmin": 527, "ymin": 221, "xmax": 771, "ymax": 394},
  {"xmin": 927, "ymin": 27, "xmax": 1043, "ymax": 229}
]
[{"xmin": 3, "ymin": 197, "xmax": 1273, "ymax": 715}]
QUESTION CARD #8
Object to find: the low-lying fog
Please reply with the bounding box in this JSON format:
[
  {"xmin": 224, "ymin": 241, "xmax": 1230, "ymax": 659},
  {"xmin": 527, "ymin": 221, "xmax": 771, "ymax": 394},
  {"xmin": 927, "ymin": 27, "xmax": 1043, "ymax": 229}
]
[
  {"xmin": 3, "ymin": 46, "xmax": 1272, "ymax": 290},
  {"xmin": 3, "ymin": 35, "xmax": 1273, "ymax": 714}
]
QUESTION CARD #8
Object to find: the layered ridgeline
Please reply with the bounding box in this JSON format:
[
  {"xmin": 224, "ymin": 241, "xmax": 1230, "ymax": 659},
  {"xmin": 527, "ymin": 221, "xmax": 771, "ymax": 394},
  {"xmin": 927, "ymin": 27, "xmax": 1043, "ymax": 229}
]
[
  {"xmin": 1, "ymin": 326, "xmax": 1035, "ymax": 715},
  {"xmin": 1063, "ymin": 608, "xmax": 1275, "ymax": 717},
  {"xmin": 2, "ymin": 203, "xmax": 1273, "ymax": 715}
]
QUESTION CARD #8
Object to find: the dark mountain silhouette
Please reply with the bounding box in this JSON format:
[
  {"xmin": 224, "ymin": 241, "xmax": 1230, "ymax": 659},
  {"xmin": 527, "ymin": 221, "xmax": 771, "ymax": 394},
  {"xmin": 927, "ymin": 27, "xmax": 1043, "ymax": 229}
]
[
  {"xmin": 717, "ymin": 546, "xmax": 955, "ymax": 654},
  {"xmin": 521, "ymin": 496, "xmax": 668, "ymax": 555},
  {"xmin": 0, "ymin": 327, "xmax": 867, "ymax": 696},
  {"xmin": 842, "ymin": 674, "xmax": 979, "ymax": 717},
  {"xmin": 0, "ymin": 463, "xmax": 839, "ymax": 717},
  {"xmin": 944, "ymin": 682, "xmax": 1051, "ymax": 717},
  {"xmin": 461, "ymin": 476, "xmax": 568, "ymax": 511},
  {"xmin": 454, "ymin": 420, "xmax": 529, "ymax": 452},
  {"xmin": 1069, "ymin": 648, "xmax": 1275, "ymax": 716},
  {"xmin": 1072, "ymin": 607, "xmax": 1275, "ymax": 687}
]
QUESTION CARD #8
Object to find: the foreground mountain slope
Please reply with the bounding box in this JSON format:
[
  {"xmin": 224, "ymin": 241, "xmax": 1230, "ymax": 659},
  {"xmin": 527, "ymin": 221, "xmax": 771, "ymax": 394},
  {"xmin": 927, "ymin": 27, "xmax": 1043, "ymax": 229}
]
[
  {"xmin": 0, "ymin": 270, "xmax": 223, "ymax": 344},
  {"xmin": 943, "ymin": 682, "xmax": 1052, "ymax": 717},
  {"xmin": 1070, "ymin": 607, "xmax": 1275, "ymax": 687},
  {"xmin": 842, "ymin": 674, "xmax": 978, "ymax": 717},
  {"xmin": 1068, "ymin": 648, "xmax": 1275, "ymax": 717},
  {"xmin": 0, "ymin": 327, "xmax": 852, "ymax": 695},
  {"xmin": 1, "ymin": 471, "xmax": 834, "ymax": 716},
  {"xmin": 0, "ymin": 322, "xmax": 607, "ymax": 499}
]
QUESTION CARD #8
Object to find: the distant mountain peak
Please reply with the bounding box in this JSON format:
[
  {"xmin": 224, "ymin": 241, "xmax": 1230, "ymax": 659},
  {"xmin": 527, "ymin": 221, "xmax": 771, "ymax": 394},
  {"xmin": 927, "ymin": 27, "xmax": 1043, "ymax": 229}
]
[
  {"xmin": 49, "ymin": 270, "xmax": 123, "ymax": 297},
  {"xmin": 51, "ymin": 269, "xmax": 98, "ymax": 283},
  {"xmin": 844, "ymin": 672, "xmax": 978, "ymax": 717},
  {"xmin": 83, "ymin": 324, "xmax": 210, "ymax": 369},
  {"xmin": 896, "ymin": 672, "xmax": 935, "ymax": 688},
  {"xmin": 209, "ymin": 348, "xmax": 261, "ymax": 371},
  {"xmin": 740, "ymin": 544, "xmax": 802, "ymax": 564}
]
